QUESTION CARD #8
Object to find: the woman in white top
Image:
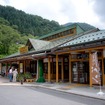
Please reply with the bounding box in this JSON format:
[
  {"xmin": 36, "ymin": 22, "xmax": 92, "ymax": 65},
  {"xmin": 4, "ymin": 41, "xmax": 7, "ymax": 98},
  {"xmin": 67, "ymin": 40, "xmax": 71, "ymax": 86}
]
[
  {"xmin": 13, "ymin": 69, "xmax": 18, "ymax": 82},
  {"xmin": 9, "ymin": 67, "xmax": 13, "ymax": 82}
]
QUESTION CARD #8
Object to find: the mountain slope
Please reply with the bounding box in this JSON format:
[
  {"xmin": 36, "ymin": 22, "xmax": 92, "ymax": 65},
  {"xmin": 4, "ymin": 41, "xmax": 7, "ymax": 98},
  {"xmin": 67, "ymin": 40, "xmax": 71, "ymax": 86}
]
[{"xmin": 0, "ymin": 5, "xmax": 62, "ymax": 36}]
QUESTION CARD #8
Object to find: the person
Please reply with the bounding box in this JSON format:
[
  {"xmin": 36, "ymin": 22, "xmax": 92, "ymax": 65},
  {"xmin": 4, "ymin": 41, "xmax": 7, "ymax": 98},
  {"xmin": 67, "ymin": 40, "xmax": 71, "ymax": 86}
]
[
  {"xmin": 8, "ymin": 67, "xmax": 13, "ymax": 82},
  {"xmin": 13, "ymin": 69, "xmax": 18, "ymax": 82}
]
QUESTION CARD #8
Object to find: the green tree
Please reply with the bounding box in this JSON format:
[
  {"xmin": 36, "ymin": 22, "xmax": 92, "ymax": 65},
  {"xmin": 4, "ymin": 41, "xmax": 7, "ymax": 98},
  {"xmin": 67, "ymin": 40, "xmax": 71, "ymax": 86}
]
[
  {"xmin": 0, "ymin": 5, "xmax": 62, "ymax": 36},
  {"xmin": 0, "ymin": 24, "xmax": 21, "ymax": 54}
]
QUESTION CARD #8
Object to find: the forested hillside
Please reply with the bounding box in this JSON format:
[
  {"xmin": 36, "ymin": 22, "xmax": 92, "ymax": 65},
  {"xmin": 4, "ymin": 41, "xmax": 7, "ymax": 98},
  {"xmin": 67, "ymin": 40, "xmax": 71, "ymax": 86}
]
[
  {"xmin": 0, "ymin": 5, "xmax": 62, "ymax": 36},
  {"xmin": 0, "ymin": 5, "xmax": 63, "ymax": 58},
  {"xmin": 0, "ymin": 17, "xmax": 36, "ymax": 58}
]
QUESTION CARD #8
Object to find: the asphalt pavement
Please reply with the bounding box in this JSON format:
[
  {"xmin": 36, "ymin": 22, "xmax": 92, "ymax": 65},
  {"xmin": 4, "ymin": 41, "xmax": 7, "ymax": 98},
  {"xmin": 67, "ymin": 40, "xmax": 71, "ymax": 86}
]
[{"xmin": 0, "ymin": 75, "xmax": 105, "ymax": 100}]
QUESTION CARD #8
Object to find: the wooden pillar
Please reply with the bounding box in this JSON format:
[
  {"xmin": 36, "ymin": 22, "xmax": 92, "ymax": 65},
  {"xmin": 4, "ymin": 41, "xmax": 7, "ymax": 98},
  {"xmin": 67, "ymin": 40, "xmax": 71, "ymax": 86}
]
[
  {"xmin": 48, "ymin": 57, "xmax": 51, "ymax": 82},
  {"xmin": 61, "ymin": 57, "xmax": 64, "ymax": 81},
  {"xmin": 69, "ymin": 54, "xmax": 72, "ymax": 83},
  {"xmin": 52, "ymin": 57, "xmax": 54, "ymax": 80},
  {"xmin": 102, "ymin": 50, "xmax": 104, "ymax": 85},
  {"xmin": 36, "ymin": 60, "xmax": 39, "ymax": 80},
  {"xmin": 0, "ymin": 63, "xmax": 1, "ymax": 74},
  {"xmin": 56, "ymin": 54, "xmax": 59, "ymax": 82},
  {"xmin": 89, "ymin": 51, "xmax": 92, "ymax": 87},
  {"xmin": 9, "ymin": 62, "xmax": 11, "ymax": 69},
  {"xmin": 18, "ymin": 61, "xmax": 20, "ymax": 73},
  {"xmin": 6, "ymin": 63, "xmax": 8, "ymax": 76},
  {"xmin": 24, "ymin": 60, "xmax": 26, "ymax": 73},
  {"xmin": 16, "ymin": 61, "xmax": 19, "ymax": 73}
]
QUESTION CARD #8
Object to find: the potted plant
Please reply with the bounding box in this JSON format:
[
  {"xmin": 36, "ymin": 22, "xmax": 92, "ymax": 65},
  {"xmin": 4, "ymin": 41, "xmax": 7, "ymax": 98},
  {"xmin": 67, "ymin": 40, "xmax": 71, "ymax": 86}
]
[
  {"xmin": 24, "ymin": 72, "xmax": 34, "ymax": 82},
  {"xmin": 17, "ymin": 73, "xmax": 24, "ymax": 84}
]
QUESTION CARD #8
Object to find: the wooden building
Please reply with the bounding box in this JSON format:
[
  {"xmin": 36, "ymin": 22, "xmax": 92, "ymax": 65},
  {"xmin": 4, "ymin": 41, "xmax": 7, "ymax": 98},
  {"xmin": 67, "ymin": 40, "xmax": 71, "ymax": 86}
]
[{"xmin": 1, "ymin": 23, "xmax": 105, "ymax": 86}]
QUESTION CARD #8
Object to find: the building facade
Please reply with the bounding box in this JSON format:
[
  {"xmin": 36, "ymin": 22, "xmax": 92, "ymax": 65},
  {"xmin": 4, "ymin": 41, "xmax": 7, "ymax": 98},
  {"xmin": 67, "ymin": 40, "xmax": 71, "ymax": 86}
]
[{"xmin": 0, "ymin": 23, "xmax": 105, "ymax": 86}]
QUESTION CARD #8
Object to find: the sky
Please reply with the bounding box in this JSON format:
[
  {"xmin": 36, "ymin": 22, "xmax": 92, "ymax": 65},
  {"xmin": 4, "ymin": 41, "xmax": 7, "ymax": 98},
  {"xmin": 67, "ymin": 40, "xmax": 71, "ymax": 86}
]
[{"xmin": 0, "ymin": 0, "xmax": 105, "ymax": 29}]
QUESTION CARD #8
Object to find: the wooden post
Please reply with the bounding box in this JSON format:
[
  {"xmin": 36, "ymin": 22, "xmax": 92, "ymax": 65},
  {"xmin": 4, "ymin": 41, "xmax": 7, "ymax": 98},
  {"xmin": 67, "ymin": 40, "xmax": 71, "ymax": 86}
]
[
  {"xmin": 69, "ymin": 54, "xmax": 72, "ymax": 83},
  {"xmin": 61, "ymin": 57, "xmax": 64, "ymax": 82},
  {"xmin": 6, "ymin": 63, "xmax": 8, "ymax": 76},
  {"xmin": 56, "ymin": 54, "xmax": 59, "ymax": 82},
  {"xmin": 89, "ymin": 51, "xmax": 92, "ymax": 87},
  {"xmin": 24, "ymin": 60, "xmax": 26, "ymax": 73},
  {"xmin": 36, "ymin": 60, "xmax": 39, "ymax": 80},
  {"xmin": 0, "ymin": 63, "xmax": 1, "ymax": 74},
  {"xmin": 48, "ymin": 57, "xmax": 51, "ymax": 82},
  {"xmin": 52, "ymin": 57, "xmax": 54, "ymax": 80}
]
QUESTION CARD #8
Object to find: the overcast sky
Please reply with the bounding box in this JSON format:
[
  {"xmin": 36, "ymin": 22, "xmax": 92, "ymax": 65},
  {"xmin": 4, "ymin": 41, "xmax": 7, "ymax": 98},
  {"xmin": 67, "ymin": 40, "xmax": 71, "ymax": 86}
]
[{"xmin": 0, "ymin": 0, "xmax": 105, "ymax": 29}]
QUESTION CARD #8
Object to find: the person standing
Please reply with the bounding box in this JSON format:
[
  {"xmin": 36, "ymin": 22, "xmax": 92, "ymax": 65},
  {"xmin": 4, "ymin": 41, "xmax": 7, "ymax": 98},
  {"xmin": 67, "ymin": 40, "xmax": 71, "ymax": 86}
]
[
  {"xmin": 9, "ymin": 67, "xmax": 13, "ymax": 82},
  {"xmin": 13, "ymin": 69, "xmax": 18, "ymax": 82}
]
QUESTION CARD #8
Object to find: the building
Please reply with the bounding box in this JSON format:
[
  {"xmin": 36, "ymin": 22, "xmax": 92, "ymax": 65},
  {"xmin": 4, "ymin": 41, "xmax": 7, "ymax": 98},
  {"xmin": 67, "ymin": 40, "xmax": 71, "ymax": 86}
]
[{"xmin": 0, "ymin": 23, "xmax": 105, "ymax": 86}]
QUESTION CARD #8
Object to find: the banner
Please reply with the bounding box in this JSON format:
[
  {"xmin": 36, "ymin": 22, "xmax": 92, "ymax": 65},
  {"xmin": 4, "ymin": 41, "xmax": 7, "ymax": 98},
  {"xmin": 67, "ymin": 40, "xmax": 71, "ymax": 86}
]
[{"xmin": 90, "ymin": 52, "xmax": 100, "ymax": 85}]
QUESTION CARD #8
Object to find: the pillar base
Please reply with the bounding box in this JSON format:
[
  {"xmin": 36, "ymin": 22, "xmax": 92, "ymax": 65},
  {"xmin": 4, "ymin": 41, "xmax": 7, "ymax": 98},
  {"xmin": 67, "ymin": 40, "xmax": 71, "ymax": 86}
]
[{"xmin": 36, "ymin": 77, "xmax": 45, "ymax": 83}]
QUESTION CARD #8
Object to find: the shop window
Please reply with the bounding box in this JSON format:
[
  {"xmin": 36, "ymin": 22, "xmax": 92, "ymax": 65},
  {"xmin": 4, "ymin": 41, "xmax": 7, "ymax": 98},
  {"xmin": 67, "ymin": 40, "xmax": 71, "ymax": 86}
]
[{"xmin": 72, "ymin": 62, "xmax": 89, "ymax": 83}]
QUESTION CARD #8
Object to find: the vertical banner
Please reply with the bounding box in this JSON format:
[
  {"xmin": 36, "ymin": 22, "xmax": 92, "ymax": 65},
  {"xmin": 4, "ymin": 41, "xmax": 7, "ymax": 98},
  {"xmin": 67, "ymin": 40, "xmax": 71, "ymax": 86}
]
[
  {"xmin": 90, "ymin": 52, "xmax": 100, "ymax": 85},
  {"xmin": 20, "ymin": 63, "xmax": 23, "ymax": 73}
]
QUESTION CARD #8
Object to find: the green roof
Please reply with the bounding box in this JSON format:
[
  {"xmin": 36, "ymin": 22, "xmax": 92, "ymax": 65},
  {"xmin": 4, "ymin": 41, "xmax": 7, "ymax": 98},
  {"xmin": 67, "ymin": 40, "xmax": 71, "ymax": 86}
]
[
  {"xmin": 38, "ymin": 23, "xmax": 96, "ymax": 39},
  {"xmin": 27, "ymin": 38, "xmax": 50, "ymax": 51},
  {"xmin": 77, "ymin": 23, "xmax": 96, "ymax": 31},
  {"xmin": 59, "ymin": 29, "xmax": 104, "ymax": 48},
  {"xmin": 39, "ymin": 28, "xmax": 97, "ymax": 51}
]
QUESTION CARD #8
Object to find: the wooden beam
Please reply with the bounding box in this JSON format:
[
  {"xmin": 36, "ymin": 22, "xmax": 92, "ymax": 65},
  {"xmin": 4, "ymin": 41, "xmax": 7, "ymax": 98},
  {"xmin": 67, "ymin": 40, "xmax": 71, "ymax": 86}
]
[
  {"xmin": 56, "ymin": 54, "xmax": 59, "ymax": 82},
  {"xmin": 56, "ymin": 46, "xmax": 105, "ymax": 55}
]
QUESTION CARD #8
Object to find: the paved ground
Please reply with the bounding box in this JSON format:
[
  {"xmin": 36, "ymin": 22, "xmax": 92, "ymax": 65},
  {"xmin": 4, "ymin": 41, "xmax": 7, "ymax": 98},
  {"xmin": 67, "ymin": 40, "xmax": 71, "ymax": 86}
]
[{"xmin": 0, "ymin": 76, "xmax": 105, "ymax": 100}]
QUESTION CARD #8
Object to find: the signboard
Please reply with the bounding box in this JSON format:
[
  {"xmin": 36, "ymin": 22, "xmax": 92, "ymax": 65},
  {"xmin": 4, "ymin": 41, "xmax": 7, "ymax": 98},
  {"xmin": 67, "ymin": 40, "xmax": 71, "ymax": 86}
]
[
  {"xmin": 90, "ymin": 52, "xmax": 100, "ymax": 85},
  {"xmin": 19, "ymin": 46, "xmax": 28, "ymax": 54},
  {"xmin": 20, "ymin": 63, "xmax": 23, "ymax": 73}
]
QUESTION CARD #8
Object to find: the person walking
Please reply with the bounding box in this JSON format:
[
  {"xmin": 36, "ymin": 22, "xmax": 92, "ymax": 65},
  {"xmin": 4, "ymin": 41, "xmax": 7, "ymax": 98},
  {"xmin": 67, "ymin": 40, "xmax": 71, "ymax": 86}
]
[
  {"xmin": 13, "ymin": 69, "xmax": 18, "ymax": 82},
  {"xmin": 9, "ymin": 67, "xmax": 13, "ymax": 82}
]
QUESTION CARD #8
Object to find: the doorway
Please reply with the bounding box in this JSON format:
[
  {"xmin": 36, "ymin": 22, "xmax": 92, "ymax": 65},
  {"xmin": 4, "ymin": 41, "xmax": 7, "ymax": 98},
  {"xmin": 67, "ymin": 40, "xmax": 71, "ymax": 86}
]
[{"xmin": 72, "ymin": 61, "xmax": 89, "ymax": 84}]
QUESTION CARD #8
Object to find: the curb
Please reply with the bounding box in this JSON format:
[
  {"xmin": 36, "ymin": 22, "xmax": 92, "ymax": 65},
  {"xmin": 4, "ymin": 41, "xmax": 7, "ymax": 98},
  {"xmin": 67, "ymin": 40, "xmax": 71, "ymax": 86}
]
[{"xmin": 30, "ymin": 85, "xmax": 105, "ymax": 101}]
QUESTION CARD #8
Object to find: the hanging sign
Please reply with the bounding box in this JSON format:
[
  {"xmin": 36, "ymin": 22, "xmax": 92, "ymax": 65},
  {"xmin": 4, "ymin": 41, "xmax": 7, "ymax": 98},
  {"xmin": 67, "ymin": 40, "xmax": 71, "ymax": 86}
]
[{"xmin": 19, "ymin": 46, "xmax": 28, "ymax": 54}]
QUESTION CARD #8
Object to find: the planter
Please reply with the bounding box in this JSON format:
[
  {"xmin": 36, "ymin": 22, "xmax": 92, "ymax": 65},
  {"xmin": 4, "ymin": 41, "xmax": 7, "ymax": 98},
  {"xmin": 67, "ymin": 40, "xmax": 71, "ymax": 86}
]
[{"xmin": 26, "ymin": 78, "xmax": 35, "ymax": 82}]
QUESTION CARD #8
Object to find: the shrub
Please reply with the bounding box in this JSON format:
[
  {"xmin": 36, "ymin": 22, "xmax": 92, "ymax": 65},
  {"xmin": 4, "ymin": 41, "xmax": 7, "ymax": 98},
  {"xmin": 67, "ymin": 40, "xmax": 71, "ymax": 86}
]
[
  {"xmin": 16, "ymin": 73, "xmax": 24, "ymax": 82},
  {"xmin": 24, "ymin": 72, "xmax": 32, "ymax": 79}
]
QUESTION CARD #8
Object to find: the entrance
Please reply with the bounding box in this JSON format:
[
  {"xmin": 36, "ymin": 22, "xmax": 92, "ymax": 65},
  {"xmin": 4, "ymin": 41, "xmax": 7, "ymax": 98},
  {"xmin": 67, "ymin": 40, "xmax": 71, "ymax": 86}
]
[
  {"xmin": 30, "ymin": 60, "xmax": 37, "ymax": 78},
  {"xmin": 72, "ymin": 61, "xmax": 89, "ymax": 84}
]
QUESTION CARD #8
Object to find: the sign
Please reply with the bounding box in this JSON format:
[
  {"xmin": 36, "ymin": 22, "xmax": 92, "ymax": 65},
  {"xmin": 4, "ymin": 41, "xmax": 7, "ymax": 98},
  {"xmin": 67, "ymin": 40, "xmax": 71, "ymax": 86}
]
[
  {"xmin": 90, "ymin": 52, "xmax": 100, "ymax": 85},
  {"xmin": 19, "ymin": 46, "xmax": 28, "ymax": 54},
  {"xmin": 20, "ymin": 63, "xmax": 23, "ymax": 73}
]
